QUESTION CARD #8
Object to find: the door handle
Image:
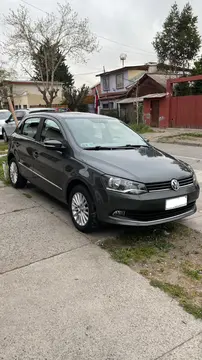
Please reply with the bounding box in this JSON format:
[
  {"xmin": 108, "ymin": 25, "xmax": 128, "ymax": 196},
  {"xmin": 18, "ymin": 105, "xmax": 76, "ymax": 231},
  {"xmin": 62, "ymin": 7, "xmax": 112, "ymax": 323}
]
[
  {"xmin": 16, "ymin": 142, "xmax": 20, "ymax": 147},
  {"xmin": 33, "ymin": 151, "xmax": 39, "ymax": 159}
]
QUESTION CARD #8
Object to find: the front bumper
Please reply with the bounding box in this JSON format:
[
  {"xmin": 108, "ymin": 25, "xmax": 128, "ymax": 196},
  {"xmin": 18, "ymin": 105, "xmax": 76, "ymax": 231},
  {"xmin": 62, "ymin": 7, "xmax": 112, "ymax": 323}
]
[{"xmin": 96, "ymin": 183, "xmax": 200, "ymax": 226}]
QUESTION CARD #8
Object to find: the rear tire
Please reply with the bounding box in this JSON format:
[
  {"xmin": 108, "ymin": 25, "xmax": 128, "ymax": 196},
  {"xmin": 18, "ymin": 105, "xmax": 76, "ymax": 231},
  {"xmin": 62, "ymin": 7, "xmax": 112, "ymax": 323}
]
[
  {"xmin": 9, "ymin": 158, "xmax": 27, "ymax": 188},
  {"xmin": 69, "ymin": 185, "xmax": 98, "ymax": 233},
  {"xmin": 2, "ymin": 130, "xmax": 8, "ymax": 143}
]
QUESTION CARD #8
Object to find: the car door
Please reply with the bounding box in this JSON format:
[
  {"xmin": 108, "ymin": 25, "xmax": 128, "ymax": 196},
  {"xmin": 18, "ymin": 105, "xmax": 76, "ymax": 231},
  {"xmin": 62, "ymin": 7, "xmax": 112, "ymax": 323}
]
[
  {"xmin": 31, "ymin": 117, "xmax": 67, "ymax": 200},
  {"xmin": 4, "ymin": 110, "xmax": 27, "ymax": 137},
  {"xmin": 14, "ymin": 116, "xmax": 42, "ymax": 181}
]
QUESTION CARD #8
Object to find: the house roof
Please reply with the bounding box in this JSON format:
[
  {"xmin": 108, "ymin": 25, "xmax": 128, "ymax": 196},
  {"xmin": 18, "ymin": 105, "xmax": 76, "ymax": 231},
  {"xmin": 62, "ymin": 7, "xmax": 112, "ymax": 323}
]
[
  {"xmin": 148, "ymin": 74, "xmax": 178, "ymax": 88},
  {"xmin": 96, "ymin": 65, "xmax": 150, "ymax": 77},
  {"xmin": 117, "ymin": 97, "xmax": 144, "ymax": 104},
  {"xmin": 99, "ymin": 91, "xmax": 126, "ymax": 101},
  {"xmin": 96, "ymin": 63, "xmax": 190, "ymax": 77},
  {"xmin": 143, "ymin": 92, "xmax": 166, "ymax": 99}
]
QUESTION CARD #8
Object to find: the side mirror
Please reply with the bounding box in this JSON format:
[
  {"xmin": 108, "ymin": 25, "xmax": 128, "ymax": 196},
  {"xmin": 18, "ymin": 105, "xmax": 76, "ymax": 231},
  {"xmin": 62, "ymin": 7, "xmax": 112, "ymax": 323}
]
[
  {"xmin": 44, "ymin": 139, "xmax": 64, "ymax": 150},
  {"xmin": 17, "ymin": 116, "xmax": 23, "ymax": 121},
  {"xmin": 5, "ymin": 119, "xmax": 10, "ymax": 124}
]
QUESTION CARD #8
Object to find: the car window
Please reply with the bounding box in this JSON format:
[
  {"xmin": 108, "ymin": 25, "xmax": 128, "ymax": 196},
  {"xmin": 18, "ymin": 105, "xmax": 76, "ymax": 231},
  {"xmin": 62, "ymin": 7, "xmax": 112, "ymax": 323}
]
[
  {"xmin": 0, "ymin": 111, "xmax": 10, "ymax": 120},
  {"xmin": 16, "ymin": 110, "xmax": 26, "ymax": 120},
  {"xmin": 40, "ymin": 119, "xmax": 63, "ymax": 142},
  {"xmin": 21, "ymin": 117, "xmax": 41, "ymax": 139}
]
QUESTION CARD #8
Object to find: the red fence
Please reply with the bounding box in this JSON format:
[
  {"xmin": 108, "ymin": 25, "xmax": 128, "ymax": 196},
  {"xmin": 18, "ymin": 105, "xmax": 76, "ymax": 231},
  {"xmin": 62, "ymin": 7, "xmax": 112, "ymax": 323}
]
[{"xmin": 170, "ymin": 95, "xmax": 202, "ymax": 128}]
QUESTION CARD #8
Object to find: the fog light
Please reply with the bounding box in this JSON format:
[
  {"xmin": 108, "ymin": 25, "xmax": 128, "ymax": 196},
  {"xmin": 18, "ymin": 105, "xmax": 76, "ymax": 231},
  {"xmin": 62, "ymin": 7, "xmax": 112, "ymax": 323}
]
[{"xmin": 112, "ymin": 210, "xmax": 126, "ymax": 217}]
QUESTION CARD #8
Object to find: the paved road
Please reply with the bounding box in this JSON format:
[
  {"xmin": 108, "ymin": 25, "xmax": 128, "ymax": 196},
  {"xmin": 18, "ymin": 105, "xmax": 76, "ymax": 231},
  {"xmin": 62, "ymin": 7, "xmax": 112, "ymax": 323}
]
[
  {"xmin": 152, "ymin": 142, "xmax": 202, "ymax": 171},
  {"xmin": 0, "ymin": 142, "xmax": 202, "ymax": 359}
]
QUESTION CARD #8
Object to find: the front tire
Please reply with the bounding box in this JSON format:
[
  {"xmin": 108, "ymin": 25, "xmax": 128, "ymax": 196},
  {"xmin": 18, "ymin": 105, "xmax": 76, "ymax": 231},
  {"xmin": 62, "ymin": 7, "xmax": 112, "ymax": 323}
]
[
  {"xmin": 2, "ymin": 130, "xmax": 8, "ymax": 143},
  {"xmin": 69, "ymin": 185, "xmax": 98, "ymax": 233},
  {"xmin": 9, "ymin": 158, "xmax": 27, "ymax": 188}
]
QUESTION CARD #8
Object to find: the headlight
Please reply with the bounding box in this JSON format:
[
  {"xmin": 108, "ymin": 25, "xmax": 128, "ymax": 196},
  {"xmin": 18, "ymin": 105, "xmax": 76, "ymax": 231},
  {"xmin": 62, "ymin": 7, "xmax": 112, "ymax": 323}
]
[
  {"xmin": 193, "ymin": 172, "xmax": 198, "ymax": 184},
  {"xmin": 106, "ymin": 176, "xmax": 147, "ymax": 194}
]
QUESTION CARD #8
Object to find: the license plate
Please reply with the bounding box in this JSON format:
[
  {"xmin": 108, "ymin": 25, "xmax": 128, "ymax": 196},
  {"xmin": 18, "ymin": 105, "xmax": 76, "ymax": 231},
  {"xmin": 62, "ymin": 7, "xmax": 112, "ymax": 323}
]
[{"xmin": 165, "ymin": 196, "xmax": 187, "ymax": 210}]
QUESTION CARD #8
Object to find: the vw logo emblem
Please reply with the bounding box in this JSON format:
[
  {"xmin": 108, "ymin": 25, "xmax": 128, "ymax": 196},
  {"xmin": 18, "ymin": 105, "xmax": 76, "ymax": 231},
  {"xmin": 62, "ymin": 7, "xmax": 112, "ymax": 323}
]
[{"xmin": 171, "ymin": 179, "xmax": 180, "ymax": 191}]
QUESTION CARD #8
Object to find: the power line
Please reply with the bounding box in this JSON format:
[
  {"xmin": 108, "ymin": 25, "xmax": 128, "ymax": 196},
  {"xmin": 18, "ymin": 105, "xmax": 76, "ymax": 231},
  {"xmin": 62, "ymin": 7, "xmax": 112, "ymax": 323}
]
[{"xmin": 19, "ymin": 0, "xmax": 156, "ymax": 56}]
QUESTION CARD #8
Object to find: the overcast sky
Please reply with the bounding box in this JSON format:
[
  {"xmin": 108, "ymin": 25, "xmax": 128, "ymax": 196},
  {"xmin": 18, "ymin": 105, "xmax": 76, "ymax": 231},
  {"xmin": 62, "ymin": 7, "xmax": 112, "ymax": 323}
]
[{"xmin": 0, "ymin": 0, "xmax": 202, "ymax": 87}]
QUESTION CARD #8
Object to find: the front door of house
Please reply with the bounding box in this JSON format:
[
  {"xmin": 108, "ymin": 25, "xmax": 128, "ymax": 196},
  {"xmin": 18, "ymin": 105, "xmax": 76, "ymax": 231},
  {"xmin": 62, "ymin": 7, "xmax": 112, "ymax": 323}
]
[{"xmin": 151, "ymin": 100, "xmax": 159, "ymax": 127}]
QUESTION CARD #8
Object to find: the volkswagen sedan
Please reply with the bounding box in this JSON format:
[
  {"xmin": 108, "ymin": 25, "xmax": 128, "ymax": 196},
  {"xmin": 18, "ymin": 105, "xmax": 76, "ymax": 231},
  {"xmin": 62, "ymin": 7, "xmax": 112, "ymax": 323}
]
[{"xmin": 7, "ymin": 112, "xmax": 200, "ymax": 232}]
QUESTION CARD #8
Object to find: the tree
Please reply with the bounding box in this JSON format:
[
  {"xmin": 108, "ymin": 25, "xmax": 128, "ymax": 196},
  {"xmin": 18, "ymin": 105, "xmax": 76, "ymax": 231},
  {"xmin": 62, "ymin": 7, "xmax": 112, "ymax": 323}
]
[
  {"xmin": 32, "ymin": 39, "xmax": 74, "ymax": 88},
  {"xmin": 153, "ymin": 2, "xmax": 201, "ymax": 72},
  {"xmin": 0, "ymin": 63, "xmax": 15, "ymax": 108},
  {"xmin": 63, "ymin": 84, "xmax": 89, "ymax": 111},
  {"xmin": 5, "ymin": 2, "xmax": 98, "ymax": 107},
  {"xmin": 191, "ymin": 56, "xmax": 202, "ymax": 95}
]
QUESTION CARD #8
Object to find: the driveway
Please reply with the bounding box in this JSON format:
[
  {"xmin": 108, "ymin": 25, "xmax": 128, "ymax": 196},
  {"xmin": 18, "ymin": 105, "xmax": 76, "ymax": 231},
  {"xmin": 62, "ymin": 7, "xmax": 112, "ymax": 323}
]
[{"xmin": 0, "ymin": 142, "xmax": 202, "ymax": 360}]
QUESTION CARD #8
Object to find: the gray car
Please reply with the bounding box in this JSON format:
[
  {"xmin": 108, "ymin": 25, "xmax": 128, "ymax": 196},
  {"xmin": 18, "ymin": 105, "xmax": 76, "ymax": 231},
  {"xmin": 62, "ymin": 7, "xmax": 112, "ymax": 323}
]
[
  {"xmin": 2, "ymin": 107, "xmax": 56, "ymax": 142},
  {"xmin": 0, "ymin": 110, "xmax": 11, "ymax": 137},
  {"xmin": 7, "ymin": 112, "xmax": 200, "ymax": 233}
]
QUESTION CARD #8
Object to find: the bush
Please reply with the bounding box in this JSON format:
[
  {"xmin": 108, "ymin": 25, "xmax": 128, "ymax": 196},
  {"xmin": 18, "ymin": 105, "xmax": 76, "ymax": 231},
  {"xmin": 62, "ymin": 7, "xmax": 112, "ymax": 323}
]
[{"xmin": 129, "ymin": 123, "xmax": 154, "ymax": 134}]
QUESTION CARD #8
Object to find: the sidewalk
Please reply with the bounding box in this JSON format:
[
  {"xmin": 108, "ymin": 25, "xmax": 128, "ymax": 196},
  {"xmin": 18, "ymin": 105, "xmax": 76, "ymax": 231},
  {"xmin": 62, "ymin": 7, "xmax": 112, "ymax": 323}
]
[{"xmin": 0, "ymin": 184, "xmax": 202, "ymax": 360}]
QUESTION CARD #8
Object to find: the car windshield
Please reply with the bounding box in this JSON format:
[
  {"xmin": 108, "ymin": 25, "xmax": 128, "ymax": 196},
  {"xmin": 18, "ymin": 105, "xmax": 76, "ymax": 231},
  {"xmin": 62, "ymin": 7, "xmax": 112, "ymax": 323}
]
[
  {"xmin": 0, "ymin": 111, "xmax": 10, "ymax": 120},
  {"xmin": 63, "ymin": 116, "xmax": 148, "ymax": 149}
]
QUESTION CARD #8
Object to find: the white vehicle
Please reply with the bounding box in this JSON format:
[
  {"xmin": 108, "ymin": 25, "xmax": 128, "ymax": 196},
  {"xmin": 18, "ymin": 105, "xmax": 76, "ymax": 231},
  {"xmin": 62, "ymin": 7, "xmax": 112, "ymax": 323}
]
[{"xmin": 0, "ymin": 110, "xmax": 11, "ymax": 137}]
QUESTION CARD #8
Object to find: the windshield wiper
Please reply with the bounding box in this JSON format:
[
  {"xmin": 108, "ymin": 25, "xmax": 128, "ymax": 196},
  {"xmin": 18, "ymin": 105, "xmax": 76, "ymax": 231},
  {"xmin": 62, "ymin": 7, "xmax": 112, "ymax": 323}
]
[
  {"xmin": 116, "ymin": 144, "xmax": 148, "ymax": 149},
  {"xmin": 84, "ymin": 146, "xmax": 114, "ymax": 150}
]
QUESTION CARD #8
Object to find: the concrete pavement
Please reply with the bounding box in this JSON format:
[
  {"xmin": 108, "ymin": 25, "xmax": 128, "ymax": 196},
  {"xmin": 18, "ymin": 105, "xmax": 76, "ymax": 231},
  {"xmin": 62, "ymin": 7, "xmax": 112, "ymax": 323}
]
[{"xmin": 1, "ymin": 143, "xmax": 202, "ymax": 359}]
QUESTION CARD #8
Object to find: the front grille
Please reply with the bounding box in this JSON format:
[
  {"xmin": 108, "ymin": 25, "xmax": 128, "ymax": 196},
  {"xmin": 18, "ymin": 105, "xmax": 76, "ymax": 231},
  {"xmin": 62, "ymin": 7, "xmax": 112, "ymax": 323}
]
[
  {"xmin": 125, "ymin": 202, "xmax": 195, "ymax": 222},
  {"xmin": 146, "ymin": 176, "xmax": 193, "ymax": 192}
]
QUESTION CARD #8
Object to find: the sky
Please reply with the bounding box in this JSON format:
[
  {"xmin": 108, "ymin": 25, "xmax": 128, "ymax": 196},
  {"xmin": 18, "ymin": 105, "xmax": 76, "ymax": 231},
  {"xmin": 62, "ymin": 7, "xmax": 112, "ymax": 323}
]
[{"xmin": 1, "ymin": 0, "xmax": 202, "ymax": 87}]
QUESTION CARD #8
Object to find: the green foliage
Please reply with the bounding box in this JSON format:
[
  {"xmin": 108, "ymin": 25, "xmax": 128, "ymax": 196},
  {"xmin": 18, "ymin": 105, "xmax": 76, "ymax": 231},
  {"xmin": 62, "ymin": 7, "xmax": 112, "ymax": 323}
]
[
  {"xmin": 150, "ymin": 280, "xmax": 186, "ymax": 298},
  {"xmin": 32, "ymin": 39, "xmax": 74, "ymax": 88},
  {"xmin": 153, "ymin": 2, "xmax": 201, "ymax": 71},
  {"xmin": 191, "ymin": 56, "xmax": 202, "ymax": 95},
  {"xmin": 62, "ymin": 84, "xmax": 89, "ymax": 111},
  {"xmin": 100, "ymin": 109, "xmax": 119, "ymax": 118},
  {"xmin": 0, "ymin": 156, "xmax": 10, "ymax": 185},
  {"xmin": 129, "ymin": 123, "xmax": 154, "ymax": 134},
  {"xmin": 110, "ymin": 246, "xmax": 158, "ymax": 265}
]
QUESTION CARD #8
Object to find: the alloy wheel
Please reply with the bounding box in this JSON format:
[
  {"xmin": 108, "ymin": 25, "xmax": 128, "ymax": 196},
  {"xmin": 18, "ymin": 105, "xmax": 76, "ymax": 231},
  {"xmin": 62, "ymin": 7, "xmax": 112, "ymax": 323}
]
[
  {"xmin": 9, "ymin": 161, "xmax": 18, "ymax": 185},
  {"xmin": 71, "ymin": 192, "xmax": 89, "ymax": 227}
]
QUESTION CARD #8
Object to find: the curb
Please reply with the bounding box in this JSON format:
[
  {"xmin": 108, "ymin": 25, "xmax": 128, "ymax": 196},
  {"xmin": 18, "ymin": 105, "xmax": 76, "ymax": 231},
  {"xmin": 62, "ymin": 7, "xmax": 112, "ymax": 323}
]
[{"xmin": 157, "ymin": 139, "xmax": 202, "ymax": 147}]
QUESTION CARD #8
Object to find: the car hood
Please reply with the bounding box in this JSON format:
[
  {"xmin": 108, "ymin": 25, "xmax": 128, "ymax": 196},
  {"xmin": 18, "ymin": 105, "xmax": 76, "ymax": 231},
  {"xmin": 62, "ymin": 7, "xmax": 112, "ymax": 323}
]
[{"xmin": 80, "ymin": 146, "xmax": 192, "ymax": 182}]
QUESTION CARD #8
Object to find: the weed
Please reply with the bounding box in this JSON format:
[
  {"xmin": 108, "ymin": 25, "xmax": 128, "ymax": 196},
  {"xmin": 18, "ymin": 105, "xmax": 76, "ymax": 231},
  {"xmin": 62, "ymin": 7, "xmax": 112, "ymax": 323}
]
[
  {"xmin": 0, "ymin": 156, "xmax": 10, "ymax": 185},
  {"xmin": 0, "ymin": 143, "xmax": 8, "ymax": 151},
  {"xmin": 110, "ymin": 245, "xmax": 158, "ymax": 265},
  {"xmin": 23, "ymin": 193, "xmax": 32, "ymax": 199},
  {"xmin": 183, "ymin": 267, "xmax": 201, "ymax": 281},
  {"xmin": 180, "ymin": 300, "xmax": 202, "ymax": 319},
  {"xmin": 180, "ymin": 132, "xmax": 202, "ymax": 138},
  {"xmin": 150, "ymin": 279, "xmax": 186, "ymax": 298},
  {"xmin": 139, "ymin": 269, "xmax": 149, "ymax": 276},
  {"xmin": 129, "ymin": 123, "xmax": 154, "ymax": 134}
]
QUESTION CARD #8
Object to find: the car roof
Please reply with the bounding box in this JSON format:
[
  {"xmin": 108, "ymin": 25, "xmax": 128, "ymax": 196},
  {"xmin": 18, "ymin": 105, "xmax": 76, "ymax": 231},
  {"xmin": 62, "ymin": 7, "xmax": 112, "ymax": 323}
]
[
  {"xmin": 0, "ymin": 109, "xmax": 10, "ymax": 112},
  {"xmin": 29, "ymin": 107, "xmax": 55, "ymax": 112},
  {"xmin": 45, "ymin": 112, "xmax": 117, "ymax": 121}
]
